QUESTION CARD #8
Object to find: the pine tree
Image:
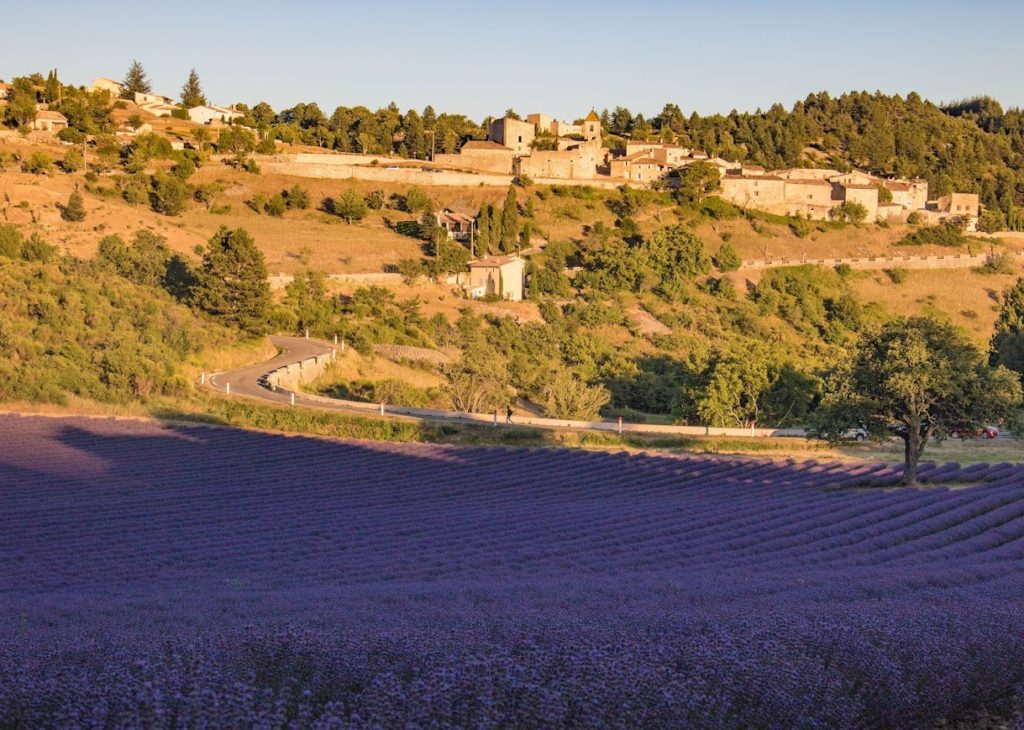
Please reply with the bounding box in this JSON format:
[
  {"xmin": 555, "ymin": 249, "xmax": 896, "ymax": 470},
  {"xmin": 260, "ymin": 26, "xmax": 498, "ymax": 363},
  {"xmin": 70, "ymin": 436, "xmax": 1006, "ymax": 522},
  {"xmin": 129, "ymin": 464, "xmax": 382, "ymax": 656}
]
[
  {"xmin": 62, "ymin": 188, "xmax": 86, "ymax": 222},
  {"xmin": 122, "ymin": 60, "xmax": 152, "ymax": 98},
  {"xmin": 192, "ymin": 227, "xmax": 270, "ymax": 334},
  {"xmin": 499, "ymin": 186, "xmax": 520, "ymax": 253},
  {"xmin": 180, "ymin": 68, "xmax": 206, "ymax": 108}
]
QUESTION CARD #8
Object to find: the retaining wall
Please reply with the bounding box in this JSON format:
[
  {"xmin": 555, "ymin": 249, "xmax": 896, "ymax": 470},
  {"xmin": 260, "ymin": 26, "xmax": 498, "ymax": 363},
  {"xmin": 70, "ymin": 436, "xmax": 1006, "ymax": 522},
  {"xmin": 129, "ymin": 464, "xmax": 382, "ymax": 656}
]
[
  {"xmin": 259, "ymin": 154, "xmax": 621, "ymax": 189},
  {"xmin": 269, "ymin": 272, "xmax": 403, "ymax": 290},
  {"xmin": 738, "ymin": 251, "xmax": 1014, "ymax": 272}
]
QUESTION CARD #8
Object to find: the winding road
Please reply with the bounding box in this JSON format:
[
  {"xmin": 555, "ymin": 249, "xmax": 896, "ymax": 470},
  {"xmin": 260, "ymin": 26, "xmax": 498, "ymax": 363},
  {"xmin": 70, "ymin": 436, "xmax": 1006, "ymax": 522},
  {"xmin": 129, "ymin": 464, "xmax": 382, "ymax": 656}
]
[{"xmin": 204, "ymin": 336, "xmax": 809, "ymax": 438}]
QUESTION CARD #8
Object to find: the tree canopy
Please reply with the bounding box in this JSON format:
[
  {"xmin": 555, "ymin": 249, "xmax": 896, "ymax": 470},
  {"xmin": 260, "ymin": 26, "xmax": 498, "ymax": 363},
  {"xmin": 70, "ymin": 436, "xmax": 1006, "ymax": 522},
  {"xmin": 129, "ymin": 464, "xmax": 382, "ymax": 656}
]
[
  {"xmin": 180, "ymin": 68, "xmax": 206, "ymax": 107},
  {"xmin": 814, "ymin": 316, "xmax": 1023, "ymax": 485},
  {"xmin": 122, "ymin": 60, "xmax": 151, "ymax": 97},
  {"xmin": 192, "ymin": 227, "xmax": 270, "ymax": 334}
]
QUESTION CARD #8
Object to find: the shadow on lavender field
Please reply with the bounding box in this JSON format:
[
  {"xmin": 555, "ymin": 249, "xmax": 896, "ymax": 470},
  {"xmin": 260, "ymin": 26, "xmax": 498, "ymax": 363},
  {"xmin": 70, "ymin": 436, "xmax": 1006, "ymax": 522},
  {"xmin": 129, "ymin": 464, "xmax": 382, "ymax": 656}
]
[{"xmin": 2, "ymin": 414, "xmax": 1024, "ymax": 727}]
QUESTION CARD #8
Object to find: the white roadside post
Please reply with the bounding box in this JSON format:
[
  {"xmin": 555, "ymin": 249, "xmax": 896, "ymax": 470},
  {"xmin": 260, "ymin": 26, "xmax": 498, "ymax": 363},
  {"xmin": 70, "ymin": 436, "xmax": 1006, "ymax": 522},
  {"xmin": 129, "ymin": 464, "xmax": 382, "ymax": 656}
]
[
  {"xmin": 618, "ymin": 416, "xmax": 623, "ymax": 435},
  {"xmin": 334, "ymin": 334, "xmax": 338, "ymax": 345},
  {"xmin": 200, "ymin": 371, "xmax": 205, "ymax": 386},
  {"xmin": 225, "ymin": 382, "xmax": 230, "ymax": 395},
  {"xmin": 290, "ymin": 392, "xmax": 295, "ymax": 407},
  {"xmin": 305, "ymin": 328, "xmax": 309, "ymax": 339},
  {"xmin": 380, "ymin": 401, "xmax": 385, "ymax": 416}
]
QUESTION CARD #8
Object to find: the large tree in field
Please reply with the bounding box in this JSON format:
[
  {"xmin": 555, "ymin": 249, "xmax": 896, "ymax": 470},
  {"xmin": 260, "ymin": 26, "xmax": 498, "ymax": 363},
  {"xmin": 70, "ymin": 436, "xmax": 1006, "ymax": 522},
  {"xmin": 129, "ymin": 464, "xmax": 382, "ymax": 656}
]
[
  {"xmin": 192, "ymin": 227, "xmax": 270, "ymax": 334},
  {"xmin": 815, "ymin": 316, "xmax": 1022, "ymax": 485},
  {"xmin": 121, "ymin": 60, "xmax": 152, "ymax": 98},
  {"xmin": 180, "ymin": 68, "xmax": 206, "ymax": 107}
]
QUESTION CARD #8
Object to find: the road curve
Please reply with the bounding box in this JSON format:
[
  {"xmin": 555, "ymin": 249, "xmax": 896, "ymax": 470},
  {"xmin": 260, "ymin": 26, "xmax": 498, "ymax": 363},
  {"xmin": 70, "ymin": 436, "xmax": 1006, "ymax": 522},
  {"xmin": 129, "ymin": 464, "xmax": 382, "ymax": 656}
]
[
  {"xmin": 205, "ymin": 336, "xmax": 518, "ymax": 427},
  {"xmin": 204, "ymin": 336, "xmax": 815, "ymax": 438}
]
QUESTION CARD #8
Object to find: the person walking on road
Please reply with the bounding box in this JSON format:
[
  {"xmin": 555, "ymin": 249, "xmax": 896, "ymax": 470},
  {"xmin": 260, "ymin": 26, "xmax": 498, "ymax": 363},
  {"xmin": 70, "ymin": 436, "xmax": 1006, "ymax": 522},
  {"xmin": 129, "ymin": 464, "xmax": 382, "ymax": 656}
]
[{"xmin": 506, "ymin": 405, "xmax": 514, "ymax": 424}]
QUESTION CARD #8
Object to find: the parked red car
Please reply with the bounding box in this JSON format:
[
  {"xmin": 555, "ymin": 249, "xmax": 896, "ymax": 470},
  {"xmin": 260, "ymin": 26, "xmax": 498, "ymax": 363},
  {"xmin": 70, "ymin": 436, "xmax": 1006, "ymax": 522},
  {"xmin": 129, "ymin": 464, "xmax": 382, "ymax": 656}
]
[{"xmin": 949, "ymin": 426, "xmax": 999, "ymax": 439}]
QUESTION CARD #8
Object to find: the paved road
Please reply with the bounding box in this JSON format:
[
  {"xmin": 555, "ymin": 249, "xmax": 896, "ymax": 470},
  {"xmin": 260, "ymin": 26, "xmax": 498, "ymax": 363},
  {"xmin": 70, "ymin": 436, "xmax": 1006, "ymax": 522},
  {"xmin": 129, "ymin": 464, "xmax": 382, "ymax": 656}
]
[
  {"xmin": 205, "ymin": 336, "xmax": 815, "ymax": 438},
  {"xmin": 207, "ymin": 336, "xmax": 334, "ymax": 407},
  {"xmin": 205, "ymin": 336, "xmax": 528, "ymax": 428}
]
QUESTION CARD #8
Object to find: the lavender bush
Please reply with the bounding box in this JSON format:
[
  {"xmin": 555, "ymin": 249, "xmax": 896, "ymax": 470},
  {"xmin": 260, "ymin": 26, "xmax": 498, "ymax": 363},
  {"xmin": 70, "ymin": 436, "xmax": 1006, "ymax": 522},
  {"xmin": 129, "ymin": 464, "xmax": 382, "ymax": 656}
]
[{"xmin": 2, "ymin": 415, "xmax": 1024, "ymax": 727}]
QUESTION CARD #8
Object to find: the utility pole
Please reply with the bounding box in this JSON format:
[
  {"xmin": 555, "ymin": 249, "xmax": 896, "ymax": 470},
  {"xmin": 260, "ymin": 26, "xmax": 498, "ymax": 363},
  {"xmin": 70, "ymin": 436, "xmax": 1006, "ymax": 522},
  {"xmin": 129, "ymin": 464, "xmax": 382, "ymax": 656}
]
[{"xmin": 426, "ymin": 129, "xmax": 435, "ymax": 161}]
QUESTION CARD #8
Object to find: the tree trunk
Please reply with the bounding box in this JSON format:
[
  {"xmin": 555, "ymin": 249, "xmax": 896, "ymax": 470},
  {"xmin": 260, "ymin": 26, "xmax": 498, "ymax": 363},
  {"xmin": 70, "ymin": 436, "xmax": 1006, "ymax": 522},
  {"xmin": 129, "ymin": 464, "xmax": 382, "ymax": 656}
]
[{"xmin": 903, "ymin": 423, "xmax": 922, "ymax": 487}]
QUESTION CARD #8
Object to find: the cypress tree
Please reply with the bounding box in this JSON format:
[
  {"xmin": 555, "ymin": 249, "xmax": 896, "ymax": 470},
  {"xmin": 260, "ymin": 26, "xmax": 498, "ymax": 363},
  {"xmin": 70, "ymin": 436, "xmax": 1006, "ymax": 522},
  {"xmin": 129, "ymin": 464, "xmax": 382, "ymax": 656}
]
[
  {"xmin": 44, "ymin": 70, "xmax": 61, "ymax": 104},
  {"xmin": 488, "ymin": 204, "xmax": 501, "ymax": 250},
  {"xmin": 499, "ymin": 186, "xmax": 519, "ymax": 253},
  {"xmin": 476, "ymin": 205, "xmax": 491, "ymax": 256}
]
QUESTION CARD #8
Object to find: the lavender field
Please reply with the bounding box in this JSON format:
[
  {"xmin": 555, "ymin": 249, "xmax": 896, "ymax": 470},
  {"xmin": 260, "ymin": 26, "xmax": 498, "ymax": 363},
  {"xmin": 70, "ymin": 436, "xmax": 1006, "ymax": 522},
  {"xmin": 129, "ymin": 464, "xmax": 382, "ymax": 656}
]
[{"xmin": 3, "ymin": 414, "xmax": 1024, "ymax": 727}]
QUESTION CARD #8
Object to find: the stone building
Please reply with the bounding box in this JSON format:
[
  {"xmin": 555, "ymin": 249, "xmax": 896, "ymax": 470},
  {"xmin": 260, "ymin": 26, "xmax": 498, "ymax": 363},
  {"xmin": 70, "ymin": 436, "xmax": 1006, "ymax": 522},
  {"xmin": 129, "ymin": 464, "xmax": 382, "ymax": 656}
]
[
  {"xmin": 436, "ymin": 208, "xmax": 474, "ymax": 242},
  {"xmin": 782, "ymin": 178, "xmax": 834, "ymax": 217},
  {"xmin": 882, "ymin": 178, "xmax": 928, "ymax": 212},
  {"xmin": 434, "ymin": 140, "xmax": 516, "ymax": 174},
  {"xmin": 188, "ymin": 105, "xmax": 244, "ymax": 125},
  {"xmin": 459, "ymin": 255, "xmax": 526, "ymax": 301},
  {"xmin": 488, "ymin": 116, "xmax": 535, "ymax": 155},
  {"xmin": 30, "ymin": 110, "xmax": 68, "ymax": 133},
  {"xmin": 517, "ymin": 141, "xmax": 603, "ymax": 180},
  {"xmin": 89, "ymin": 77, "xmax": 122, "ymax": 95},
  {"xmin": 719, "ymin": 174, "xmax": 786, "ymax": 207},
  {"xmin": 839, "ymin": 184, "xmax": 880, "ymax": 221},
  {"xmin": 936, "ymin": 192, "xmax": 981, "ymax": 219}
]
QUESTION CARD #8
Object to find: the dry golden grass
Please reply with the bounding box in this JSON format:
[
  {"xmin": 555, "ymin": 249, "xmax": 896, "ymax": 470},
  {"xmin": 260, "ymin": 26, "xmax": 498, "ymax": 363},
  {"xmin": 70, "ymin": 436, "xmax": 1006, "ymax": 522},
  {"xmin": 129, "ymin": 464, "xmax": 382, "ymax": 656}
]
[
  {"xmin": 310, "ymin": 351, "xmax": 445, "ymax": 389},
  {"xmin": 849, "ymin": 266, "xmax": 1020, "ymax": 345}
]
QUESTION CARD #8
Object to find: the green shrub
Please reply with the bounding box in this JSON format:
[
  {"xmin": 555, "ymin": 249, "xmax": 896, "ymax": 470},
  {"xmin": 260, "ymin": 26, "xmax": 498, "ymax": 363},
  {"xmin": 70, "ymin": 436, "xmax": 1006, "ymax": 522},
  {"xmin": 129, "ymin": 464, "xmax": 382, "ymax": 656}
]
[
  {"xmin": 21, "ymin": 151, "xmax": 52, "ymax": 175},
  {"xmin": 898, "ymin": 223, "xmax": 967, "ymax": 247},
  {"xmin": 713, "ymin": 242, "xmax": 741, "ymax": 271},
  {"xmin": 884, "ymin": 268, "xmax": 908, "ymax": 283}
]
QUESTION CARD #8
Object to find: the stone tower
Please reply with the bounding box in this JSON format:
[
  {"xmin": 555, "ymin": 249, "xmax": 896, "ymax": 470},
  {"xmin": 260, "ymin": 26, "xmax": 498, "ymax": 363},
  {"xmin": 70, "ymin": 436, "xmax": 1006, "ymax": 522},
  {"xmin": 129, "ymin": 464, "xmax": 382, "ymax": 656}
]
[{"xmin": 583, "ymin": 109, "xmax": 601, "ymax": 143}]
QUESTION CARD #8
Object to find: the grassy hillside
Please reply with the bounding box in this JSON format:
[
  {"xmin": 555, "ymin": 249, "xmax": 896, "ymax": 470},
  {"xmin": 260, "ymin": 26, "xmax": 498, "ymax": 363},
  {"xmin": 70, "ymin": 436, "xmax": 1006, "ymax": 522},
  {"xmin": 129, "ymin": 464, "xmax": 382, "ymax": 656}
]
[{"xmin": 0, "ymin": 251, "xmax": 241, "ymax": 406}]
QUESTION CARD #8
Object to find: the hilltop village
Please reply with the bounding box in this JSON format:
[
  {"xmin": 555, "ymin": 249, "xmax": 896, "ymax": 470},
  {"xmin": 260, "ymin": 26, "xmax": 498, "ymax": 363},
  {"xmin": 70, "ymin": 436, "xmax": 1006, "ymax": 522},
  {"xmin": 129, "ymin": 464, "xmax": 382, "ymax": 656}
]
[
  {"xmin": 438, "ymin": 110, "xmax": 981, "ymax": 230},
  {"xmin": 1, "ymin": 71, "xmax": 984, "ymax": 231}
]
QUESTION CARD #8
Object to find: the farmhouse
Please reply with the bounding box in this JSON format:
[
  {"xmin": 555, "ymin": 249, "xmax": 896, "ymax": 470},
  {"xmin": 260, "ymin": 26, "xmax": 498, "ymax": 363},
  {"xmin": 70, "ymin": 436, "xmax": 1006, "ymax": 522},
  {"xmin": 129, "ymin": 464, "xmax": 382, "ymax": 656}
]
[
  {"xmin": 436, "ymin": 208, "xmax": 474, "ymax": 242},
  {"xmin": 134, "ymin": 91, "xmax": 174, "ymax": 106},
  {"xmin": 187, "ymin": 104, "xmax": 244, "ymax": 125},
  {"xmin": 30, "ymin": 110, "xmax": 68, "ymax": 133},
  {"xmin": 459, "ymin": 255, "xmax": 526, "ymax": 301},
  {"xmin": 89, "ymin": 77, "xmax": 122, "ymax": 95}
]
